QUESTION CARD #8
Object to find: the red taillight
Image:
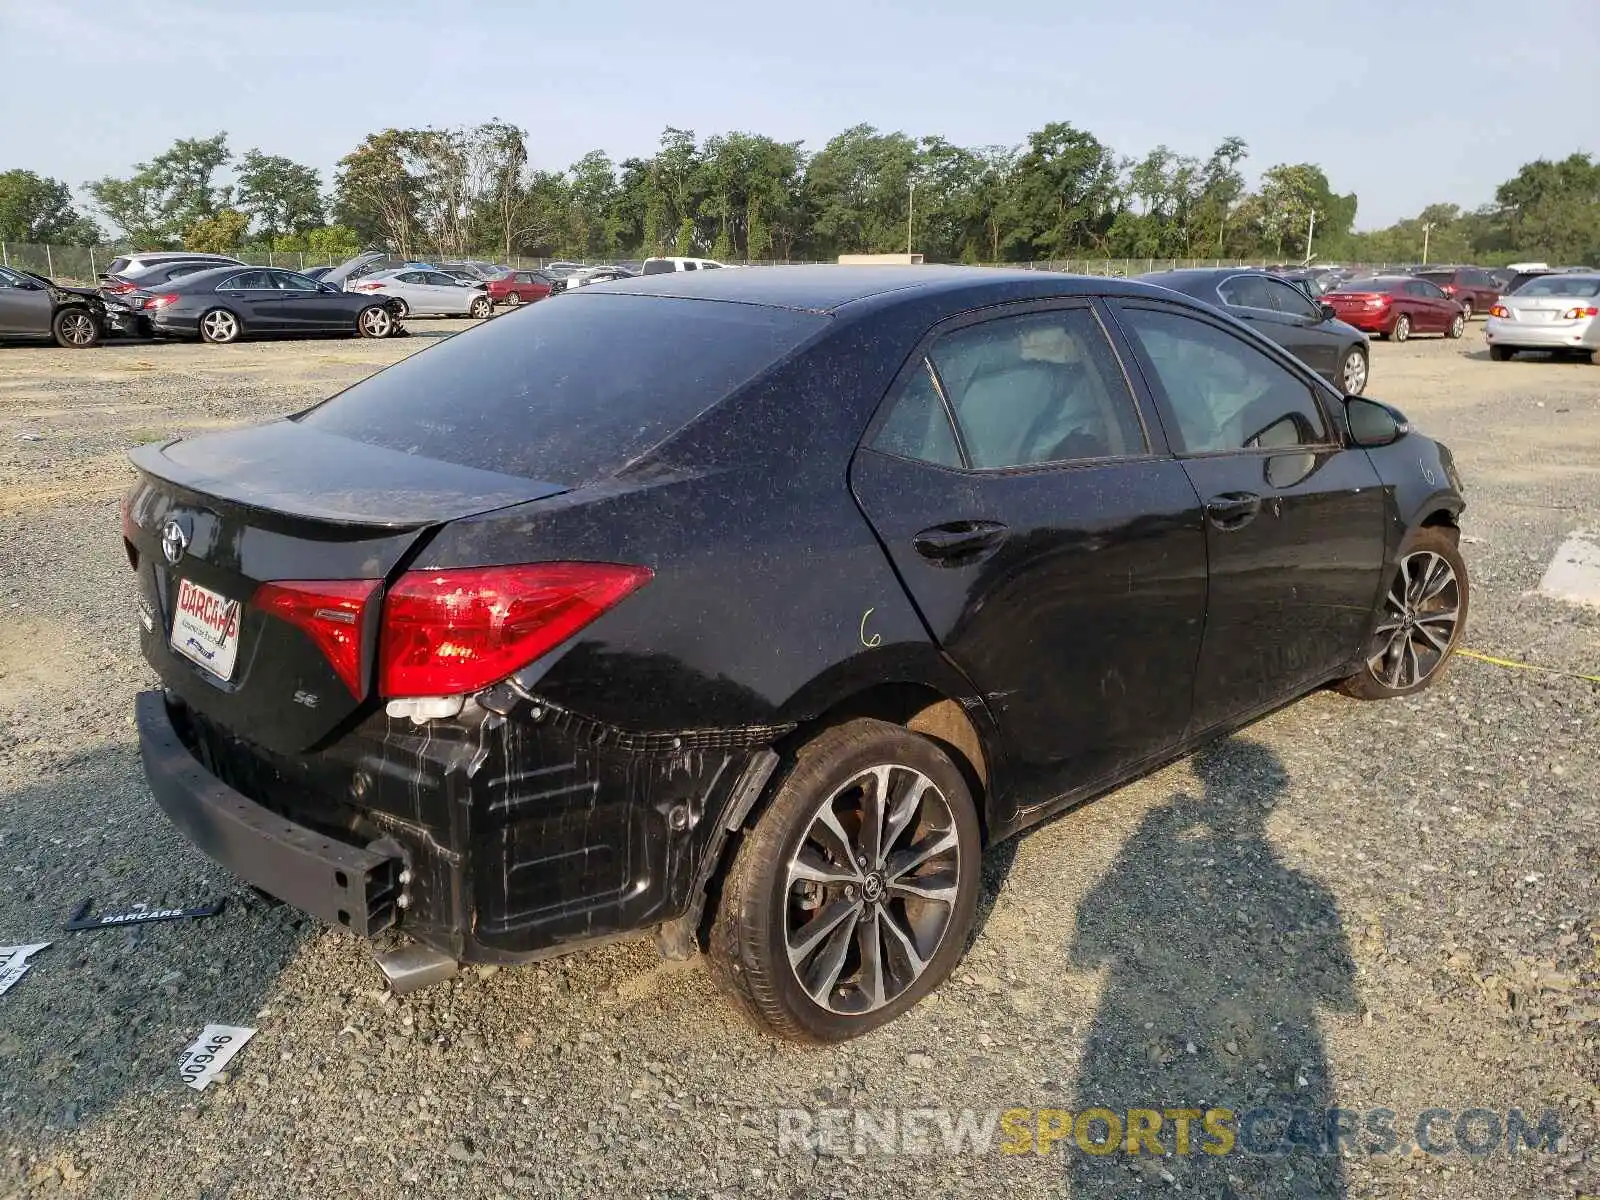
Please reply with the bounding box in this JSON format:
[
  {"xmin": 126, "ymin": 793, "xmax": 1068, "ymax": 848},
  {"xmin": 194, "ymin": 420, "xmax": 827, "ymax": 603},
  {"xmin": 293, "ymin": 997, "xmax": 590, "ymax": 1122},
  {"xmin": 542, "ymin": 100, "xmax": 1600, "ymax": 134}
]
[
  {"xmin": 104, "ymin": 281, "xmax": 137, "ymax": 294},
  {"xmin": 254, "ymin": 579, "xmax": 379, "ymax": 697},
  {"xmin": 379, "ymin": 563, "xmax": 652, "ymax": 698},
  {"xmin": 144, "ymin": 293, "xmax": 179, "ymax": 310},
  {"xmin": 1563, "ymin": 305, "xmax": 1599, "ymax": 319},
  {"xmin": 1441, "ymin": 284, "xmax": 1457, "ymax": 294},
  {"xmin": 352, "ymin": 282, "xmax": 385, "ymax": 291},
  {"xmin": 1490, "ymin": 304, "xmax": 1509, "ymax": 318}
]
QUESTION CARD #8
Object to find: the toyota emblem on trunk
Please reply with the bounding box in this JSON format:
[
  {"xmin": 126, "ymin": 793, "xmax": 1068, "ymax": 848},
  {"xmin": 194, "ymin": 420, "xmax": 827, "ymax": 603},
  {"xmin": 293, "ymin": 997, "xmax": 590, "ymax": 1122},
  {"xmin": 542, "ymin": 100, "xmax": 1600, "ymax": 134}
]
[{"xmin": 161, "ymin": 517, "xmax": 190, "ymax": 565}]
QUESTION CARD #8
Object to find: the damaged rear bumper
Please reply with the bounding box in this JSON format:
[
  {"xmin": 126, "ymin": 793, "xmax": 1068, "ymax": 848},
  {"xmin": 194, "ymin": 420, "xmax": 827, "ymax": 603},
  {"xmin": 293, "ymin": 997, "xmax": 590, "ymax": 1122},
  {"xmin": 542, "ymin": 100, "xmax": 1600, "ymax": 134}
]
[
  {"xmin": 135, "ymin": 687, "xmax": 787, "ymax": 965},
  {"xmin": 137, "ymin": 690, "xmax": 404, "ymax": 936}
]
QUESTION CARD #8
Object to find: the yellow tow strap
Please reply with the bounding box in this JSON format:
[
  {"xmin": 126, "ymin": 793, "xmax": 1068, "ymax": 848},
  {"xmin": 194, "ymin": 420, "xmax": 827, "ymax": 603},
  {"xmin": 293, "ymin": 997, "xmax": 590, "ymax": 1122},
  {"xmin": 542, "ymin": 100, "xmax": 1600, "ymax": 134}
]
[{"xmin": 1456, "ymin": 648, "xmax": 1600, "ymax": 685}]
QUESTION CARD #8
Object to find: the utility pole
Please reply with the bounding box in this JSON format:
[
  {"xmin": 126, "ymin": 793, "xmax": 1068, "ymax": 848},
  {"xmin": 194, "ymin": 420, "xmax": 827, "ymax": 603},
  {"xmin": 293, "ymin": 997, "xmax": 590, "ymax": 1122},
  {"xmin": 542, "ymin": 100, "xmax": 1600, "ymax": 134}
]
[
  {"xmin": 907, "ymin": 180, "xmax": 916, "ymax": 255},
  {"xmin": 1305, "ymin": 209, "xmax": 1317, "ymax": 266},
  {"xmin": 1421, "ymin": 222, "xmax": 1434, "ymax": 265}
]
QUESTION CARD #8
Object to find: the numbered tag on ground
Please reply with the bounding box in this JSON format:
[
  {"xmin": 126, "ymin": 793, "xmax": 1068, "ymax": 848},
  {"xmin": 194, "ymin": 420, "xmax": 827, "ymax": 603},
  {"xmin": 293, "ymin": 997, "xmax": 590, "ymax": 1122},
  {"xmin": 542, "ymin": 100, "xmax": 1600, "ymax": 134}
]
[
  {"xmin": 0, "ymin": 944, "xmax": 49, "ymax": 997},
  {"xmin": 178, "ymin": 1024, "xmax": 256, "ymax": 1090}
]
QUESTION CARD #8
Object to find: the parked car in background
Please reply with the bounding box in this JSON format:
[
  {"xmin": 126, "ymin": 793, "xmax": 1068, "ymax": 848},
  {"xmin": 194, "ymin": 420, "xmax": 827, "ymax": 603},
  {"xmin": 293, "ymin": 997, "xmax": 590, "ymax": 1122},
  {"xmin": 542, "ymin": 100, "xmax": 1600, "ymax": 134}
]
[
  {"xmin": 1323, "ymin": 276, "xmax": 1466, "ymax": 342},
  {"xmin": 1485, "ymin": 273, "xmax": 1600, "ymax": 362},
  {"xmin": 435, "ymin": 261, "xmax": 501, "ymax": 281},
  {"xmin": 560, "ymin": 265, "xmax": 638, "ymax": 290},
  {"xmin": 1413, "ymin": 267, "xmax": 1501, "ymax": 320},
  {"xmin": 126, "ymin": 265, "xmax": 1468, "ymax": 1042},
  {"xmin": 485, "ymin": 269, "xmax": 560, "ymax": 306},
  {"xmin": 133, "ymin": 265, "xmax": 402, "ymax": 344},
  {"xmin": 99, "ymin": 251, "xmax": 242, "ymax": 285},
  {"xmin": 301, "ymin": 266, "xmax": 333, "ymax": 281},
  {"xmin": 544, "ymin": 261, "xmax": 587, "ymax": 276},
  {"xmin": 1141, "ymin": 268, "xmax": 1371, "ymax": 394},
  {"xmin": 641, "ymin": 256, "xmax": 729, "ymax": 274},
  {"xmin": 0, "ymin": 264, "xmax": 106, "ymax": 347},
  {"xmin": 101, "ymin": 256, "xmax": 247, "ymax": 300},
  {"xmin": 1501, "ymin": 266, "xmax": 1597, "ymax": 296},
  {"xmin": 348, "ymin": 269, "xmax": 493, "ymax": 319}
]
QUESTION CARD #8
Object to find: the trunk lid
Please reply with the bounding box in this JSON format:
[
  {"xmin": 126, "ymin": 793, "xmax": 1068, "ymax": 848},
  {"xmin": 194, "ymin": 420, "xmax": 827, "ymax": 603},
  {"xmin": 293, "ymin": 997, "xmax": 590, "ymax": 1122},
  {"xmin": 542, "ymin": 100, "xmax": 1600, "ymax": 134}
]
[{"xmin": 128, "ymin": 421, "xmax": 569, "ymax": 753}]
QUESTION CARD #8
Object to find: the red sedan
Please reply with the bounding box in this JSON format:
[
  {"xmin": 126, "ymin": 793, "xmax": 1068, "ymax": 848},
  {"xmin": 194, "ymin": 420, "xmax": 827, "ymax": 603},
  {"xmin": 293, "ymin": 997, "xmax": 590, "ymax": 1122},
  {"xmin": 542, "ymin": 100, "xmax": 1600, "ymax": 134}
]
[
  {"xmin": 1323, "ymin": 276, "xmax": 1466, "ymax": 342},
  {"xmin": 486, "ymin": 269, "xmax": 558, "ymax": 307}
]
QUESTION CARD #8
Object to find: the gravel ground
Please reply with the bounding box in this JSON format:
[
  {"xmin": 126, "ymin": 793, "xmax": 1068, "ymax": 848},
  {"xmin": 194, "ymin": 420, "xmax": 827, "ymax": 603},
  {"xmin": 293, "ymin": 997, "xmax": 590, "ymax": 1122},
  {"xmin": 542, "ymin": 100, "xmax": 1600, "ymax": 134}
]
[{"xmin": 0, "ymin": 325, "xmax": 1595, "ymax": 1199}]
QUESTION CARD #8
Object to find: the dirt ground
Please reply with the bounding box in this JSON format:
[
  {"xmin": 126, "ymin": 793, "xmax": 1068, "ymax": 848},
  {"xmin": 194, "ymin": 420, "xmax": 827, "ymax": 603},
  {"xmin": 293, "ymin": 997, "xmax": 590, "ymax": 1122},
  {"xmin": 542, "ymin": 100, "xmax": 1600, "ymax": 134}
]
[{"xmin": 0, "ymin": 319, "xmax": 1596, "ymax": 1199}]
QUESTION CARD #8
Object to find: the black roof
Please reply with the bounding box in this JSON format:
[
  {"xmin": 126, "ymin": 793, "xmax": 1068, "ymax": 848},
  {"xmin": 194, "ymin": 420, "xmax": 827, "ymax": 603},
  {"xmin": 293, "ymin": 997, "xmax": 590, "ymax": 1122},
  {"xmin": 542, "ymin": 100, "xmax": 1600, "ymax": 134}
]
[{"xmin": 584, "ymin": 264, "xmax": 1180, "ymax": 313}]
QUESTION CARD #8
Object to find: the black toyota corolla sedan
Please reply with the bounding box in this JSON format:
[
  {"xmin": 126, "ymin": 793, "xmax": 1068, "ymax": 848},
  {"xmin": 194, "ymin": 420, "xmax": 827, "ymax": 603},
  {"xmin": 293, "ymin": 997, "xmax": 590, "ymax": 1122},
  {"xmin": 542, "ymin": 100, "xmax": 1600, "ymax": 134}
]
[
  {"xmin": 1141, "ymin": 267, "xmax": 1372, "ymax": 396},
  {"xmin": 130, "ymin": 264, "xmax": 403, "ymax": 343},
  {"xmin": 124, "ymin": 266, "xmax": 1466, "ymax": 1042}
]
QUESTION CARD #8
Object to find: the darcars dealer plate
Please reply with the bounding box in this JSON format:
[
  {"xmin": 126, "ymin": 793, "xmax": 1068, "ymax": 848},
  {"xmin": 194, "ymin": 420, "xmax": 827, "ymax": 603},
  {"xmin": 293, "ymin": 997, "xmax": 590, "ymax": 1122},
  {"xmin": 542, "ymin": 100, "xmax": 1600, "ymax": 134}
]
[{"xmin": 170, "ymin": 578, "xmax": 241, "ymax": 681}]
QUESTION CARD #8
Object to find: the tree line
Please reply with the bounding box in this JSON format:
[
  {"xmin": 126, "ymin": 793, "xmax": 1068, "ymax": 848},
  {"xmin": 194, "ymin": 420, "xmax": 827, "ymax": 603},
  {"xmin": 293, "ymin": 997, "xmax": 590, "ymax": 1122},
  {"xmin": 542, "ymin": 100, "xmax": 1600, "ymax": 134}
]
[{"xmin": 2, "ymin": 123, "xmax": 1596, "ymax": 267}]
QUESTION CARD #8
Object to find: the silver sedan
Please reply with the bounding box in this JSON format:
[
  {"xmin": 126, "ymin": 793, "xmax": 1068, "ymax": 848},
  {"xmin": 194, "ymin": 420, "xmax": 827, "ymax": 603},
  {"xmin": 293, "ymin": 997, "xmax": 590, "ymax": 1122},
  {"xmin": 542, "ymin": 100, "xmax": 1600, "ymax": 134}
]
[
  {"xmin": 348, "ymin": 268, "xmax": 492, "ymax": 319},
  {"xmin": 1485, "ymin": 273, "xmax": 1600, "ymax": 362}
]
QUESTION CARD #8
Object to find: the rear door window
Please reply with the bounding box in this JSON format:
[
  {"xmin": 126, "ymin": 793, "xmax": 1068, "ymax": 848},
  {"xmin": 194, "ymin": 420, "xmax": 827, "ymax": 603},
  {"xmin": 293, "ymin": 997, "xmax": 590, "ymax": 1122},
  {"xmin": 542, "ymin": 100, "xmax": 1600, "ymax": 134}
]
[
  {"xmin": 298, "ymin": 294, "xmax": 828, "ymax": 485},
  {"xmin": 924, "ymin": 308, "xmax": 1146, "ymax": 467}
]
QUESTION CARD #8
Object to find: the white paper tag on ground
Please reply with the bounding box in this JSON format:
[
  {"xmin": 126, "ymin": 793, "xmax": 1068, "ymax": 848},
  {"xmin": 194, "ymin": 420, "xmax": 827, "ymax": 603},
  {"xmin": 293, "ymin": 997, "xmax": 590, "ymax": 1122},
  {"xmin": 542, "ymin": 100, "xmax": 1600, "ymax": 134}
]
[
  {"xmin": 0, "ymin": 943, "xmax": 49, "ymax": 996},
  {"xmin": 178, "ymin": 1024, "xmax": 256, "ymax": 1090}
]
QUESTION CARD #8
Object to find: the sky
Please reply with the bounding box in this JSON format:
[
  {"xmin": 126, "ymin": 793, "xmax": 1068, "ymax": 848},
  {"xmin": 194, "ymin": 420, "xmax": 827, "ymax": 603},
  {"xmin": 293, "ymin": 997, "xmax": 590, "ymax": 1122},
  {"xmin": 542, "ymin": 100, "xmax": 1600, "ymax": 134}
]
[{"xmin": 1, "ymin": 0, "xmax": 1592, "ymax": 231}]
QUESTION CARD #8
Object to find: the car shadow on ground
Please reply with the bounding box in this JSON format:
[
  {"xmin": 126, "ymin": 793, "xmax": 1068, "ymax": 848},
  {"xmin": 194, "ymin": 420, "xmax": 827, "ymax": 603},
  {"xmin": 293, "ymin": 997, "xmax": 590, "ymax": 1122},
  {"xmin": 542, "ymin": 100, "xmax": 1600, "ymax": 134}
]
[
  {"xmin": 1055, "ymin": 736, "xmax": 1358, "ymax": 1197},
  {"xmin": 0, "ymin": 744, "xmax": 308, "ymax": 1144}
]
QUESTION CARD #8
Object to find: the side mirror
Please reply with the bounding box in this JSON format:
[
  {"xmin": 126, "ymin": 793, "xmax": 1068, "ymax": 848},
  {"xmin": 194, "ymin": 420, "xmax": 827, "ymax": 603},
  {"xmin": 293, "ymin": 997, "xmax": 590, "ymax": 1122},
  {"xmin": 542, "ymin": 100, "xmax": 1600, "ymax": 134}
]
[
  {"xmin": 1319, "ymin": 302, "xmax": 1337, "ymax": 322},
  {"xmin": 1346, "ymin": 396, "xmax": 1409, "ymax": 448}
]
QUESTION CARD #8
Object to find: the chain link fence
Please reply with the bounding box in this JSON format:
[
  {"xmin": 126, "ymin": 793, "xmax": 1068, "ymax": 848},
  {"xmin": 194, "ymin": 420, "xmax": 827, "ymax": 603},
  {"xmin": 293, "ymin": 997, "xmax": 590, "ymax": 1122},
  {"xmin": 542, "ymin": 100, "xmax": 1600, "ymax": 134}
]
[{"xmin": 1, "ymin": 241, "xmax": 1414, "ymax": 285}]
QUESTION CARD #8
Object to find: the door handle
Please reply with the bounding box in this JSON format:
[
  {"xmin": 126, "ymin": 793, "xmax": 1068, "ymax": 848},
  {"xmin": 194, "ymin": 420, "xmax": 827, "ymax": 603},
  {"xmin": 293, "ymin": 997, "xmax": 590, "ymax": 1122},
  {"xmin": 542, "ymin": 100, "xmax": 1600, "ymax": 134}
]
[
  {"xmin": 912, "ymin": 520, "xmax": 1009, "ymax": 565},
  {"xmin": 1204, "ymin": 492, "xmax": 1262, "ymax": 531}
]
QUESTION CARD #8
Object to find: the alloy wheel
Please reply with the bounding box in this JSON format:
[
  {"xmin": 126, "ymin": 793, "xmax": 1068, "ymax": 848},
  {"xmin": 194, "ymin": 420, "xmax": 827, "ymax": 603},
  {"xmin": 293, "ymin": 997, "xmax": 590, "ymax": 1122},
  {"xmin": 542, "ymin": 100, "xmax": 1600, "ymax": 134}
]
[
  {"xmin": 1367, "ymin": 550, "xmax": 1461, "ymax": 689},
  {"xmin": 60, "ymin": 311, "xmax": 96, "ymax": 346},
  {"xmin": 202, "ymin": 310, "xmax": 238, "ymax": 342},
  {"xmin": 470, "ymin": 297, "xmax": 491, "ymax": 319},
  {"xmin": 1342, "ymin": 350, "xmax": 1368, "ymax": 394},
  {"xmin": 359, "ymin": 306, "xmax": 392, "ymax": 337},
  {"xmin": 1394, "ymin": 315, "xmax": 1410, "ymax": 343},
  {"xmin": 784, "ymin": 763, "xmax": 961, "ymax": 1016}
]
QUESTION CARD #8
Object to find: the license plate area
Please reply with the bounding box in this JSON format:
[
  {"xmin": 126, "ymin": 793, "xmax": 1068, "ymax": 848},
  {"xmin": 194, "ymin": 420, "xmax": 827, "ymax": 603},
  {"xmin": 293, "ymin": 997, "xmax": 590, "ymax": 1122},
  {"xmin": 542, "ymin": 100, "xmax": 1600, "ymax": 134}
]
[{"xmin": 170, "ymin": 578, "xmax": 242, "ymax": 681}]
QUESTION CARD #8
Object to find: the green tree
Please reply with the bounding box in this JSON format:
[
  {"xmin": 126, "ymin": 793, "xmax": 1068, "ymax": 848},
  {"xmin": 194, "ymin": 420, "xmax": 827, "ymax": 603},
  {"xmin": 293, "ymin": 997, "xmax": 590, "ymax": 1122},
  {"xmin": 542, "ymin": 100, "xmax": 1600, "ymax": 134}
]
[
  {"xmin": 86, "ymin": 133, "xmax": 231, "ymax": 246},
  {"xmin": 0, "ymin": 170, "xmax": 100, "ymax": 244},
  {"xmin": 1006, "ymin": 122, "xmax": 1121, "ymax": 258},
  {"xmin": 236, "ymin": 150, "xmax": 324, "ymax": 240},
  {"xmin": 1492, "ymin": 153, "xmax": 1600, "ymax": 263},
  {"xmin": 184, "ymin": 208, "xmax": 251, "ymax": 253},
  {"xmin": 1256, "ymin": 163, "xmax": 1356, "ymax": 263},
  {"xmin": 334, "ymin": 130, "xmax": 423, "ymax": 254}
]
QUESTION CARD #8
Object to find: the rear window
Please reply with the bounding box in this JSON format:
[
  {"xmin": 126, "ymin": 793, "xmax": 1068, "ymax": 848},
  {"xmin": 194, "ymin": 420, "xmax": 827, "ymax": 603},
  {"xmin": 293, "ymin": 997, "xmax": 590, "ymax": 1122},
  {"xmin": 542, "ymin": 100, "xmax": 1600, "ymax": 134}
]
[
  {"xmin": 641, "ymin": 260, "xmax": 674, "ymax": 275},
  {"xmin": 1415, "ymin": 272, "xmax": 1454, "ymax": 285},
  {"xmin": 297, "ymin": 294, "xmax": 828, "ymax": 485},
  {"xmin": 1338, "ymin": 277, "xmax": 1402, "ymax": 294},
  {"xmin": 107, "ymin": 257, "xmax": 131, "ymax": 275},
  {"xmin": 1515, "ymin": 276, "xmax": 1600, "ymax": 298}
]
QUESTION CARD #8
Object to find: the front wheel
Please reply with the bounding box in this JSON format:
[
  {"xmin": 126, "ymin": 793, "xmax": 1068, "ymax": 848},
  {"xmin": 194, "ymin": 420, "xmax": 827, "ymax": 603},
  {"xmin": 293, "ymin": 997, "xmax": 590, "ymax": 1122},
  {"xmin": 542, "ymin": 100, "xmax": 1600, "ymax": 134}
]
[
  {"xmin": 356, "ymin": 305, "xmax": 393, "ymax": 339},
  {"xmin": 1338, "ymin": 345, "xmax": 1369, "ymax": 395},
  {"xmin": 469, "ymin": 296, "xmax": 492, "ymax": 319},
  {"xmin": 53, "ymin": 307, "xmax": 100, "ymax": 348},
  {"xmin": 709, "ymin": 718, "xmax": 982, "ymax": 1043},
  {"xmin": 199, "ymin": 308, "xmax": 241, "ymax": 344},
  {"xmin": 1337, "ymin": 527, "xmax": 1468, "ymax": 700},
  {"xmin": 1392, "ymin": 313, "xmax": 1411, "ymax": 343},
  {"xmin": 1446, "ymin": 313, "xmax": 1465, "ymax": 339}
]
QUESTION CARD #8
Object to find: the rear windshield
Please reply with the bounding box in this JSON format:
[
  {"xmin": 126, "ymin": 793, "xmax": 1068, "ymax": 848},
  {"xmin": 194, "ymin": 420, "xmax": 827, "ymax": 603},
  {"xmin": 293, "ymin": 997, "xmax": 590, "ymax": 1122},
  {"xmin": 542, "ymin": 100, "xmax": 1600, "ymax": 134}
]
[
  {"xmin": 1515, "ymin": 276, "xmax": 1600, "ymax": 298},
  {"xmin": 106, "ymin": 257, "xmax": 130, "ymax": 275},
  {"xmin": 641, "ymin": 260, "xmax": 674, "ymax": 275},
  {"xmin": 1336, "ymin": 277, "xmax": 1402, "ymax": 294},
  {"xmin": 297, "ymin": 294, "xmax": 827, "ymax": 485},
  {"xmin": 1415, "ymin": 271, "xmax": 1454, "ymax": 285}
]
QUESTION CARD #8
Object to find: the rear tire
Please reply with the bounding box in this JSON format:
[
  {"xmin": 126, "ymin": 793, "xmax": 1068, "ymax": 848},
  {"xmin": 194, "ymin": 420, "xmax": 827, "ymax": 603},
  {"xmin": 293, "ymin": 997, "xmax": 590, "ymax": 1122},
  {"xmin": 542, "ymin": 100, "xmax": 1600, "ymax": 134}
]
[
  {"xmin": 708, "ymin": 718, "xmax": 982, "ymax": 1043},
  {"xmin": 1337, "ymin": 526, "xmax": 1467, "ymax": 701},
  {"xmin": 52, "ymin": 306, "xmax": 100, "ymax": 348},
  {"xmin": 198, "ymin": 308, "xmax": 241, "ymax": 344},
  {"xmin": 1392, "ymin": 313, "xmax": 1411, "ymax": 343},
  {"xmin": 1460, "ymin": 299, "xmax": 1473, "ymax": 321},
  {"xmin": 1489, "ymin": 345, "xmax": 1513, "ymax": 361},
  {"xmin": 1446, "ymin": 313, "xmax": 1465, "ymax": 339}
]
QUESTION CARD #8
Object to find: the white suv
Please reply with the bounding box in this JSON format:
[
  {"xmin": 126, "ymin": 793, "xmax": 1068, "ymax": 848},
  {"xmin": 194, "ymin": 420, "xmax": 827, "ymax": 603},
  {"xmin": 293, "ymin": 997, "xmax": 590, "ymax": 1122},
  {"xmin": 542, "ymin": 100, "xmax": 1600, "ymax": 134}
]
[{"xmin": 640, "ymin": 257, "xmax": 730, "ymax": 275}]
